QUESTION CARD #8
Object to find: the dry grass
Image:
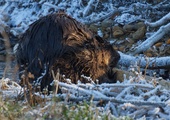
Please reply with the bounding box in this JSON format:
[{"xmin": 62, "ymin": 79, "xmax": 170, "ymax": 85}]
[{"xmin": 0, "ymin": 91, "xmax": 132, "ymax": 120}]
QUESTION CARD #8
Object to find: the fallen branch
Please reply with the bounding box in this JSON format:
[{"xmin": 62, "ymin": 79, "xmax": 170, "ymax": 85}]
[
  {"xmin": 128, "ymin": 109, "xmax": 147, "ymax": 118},
  {"xmin": 59, "ymin": 82, "xmax": 107, "ymax": 98},
  {"xmin": 43, "ymin": 2, "xmax": 65, "ymax": 11},
  {"xmin": 116, "ymin": 86, "xmax": 133, "ymax": 99},
  {"xmin": 98, "ymin": 83, "xmax": 154, "ymax": 90},
  {"xmin": 145, "ymin": 12, "xmax": 170, "ymax": 27},
  {"xmin": 112, "ymin": 68, "xmax": 170, "ymax": 90},
  {"xmin": 130, "ymin": 22, "xmax": 170, "ymax": 55},
  {"xmin": 141, "ymin": 85, "xmax": 161, "ymax": 97},
  {"xmin": 84, "ymin": 9, "xmax": 120, "ymax": 25},
  {"xmin": 58, "ymin": 80, "xmax": 167, "ymax": 108},
  {"xmin": 119, "ymin": 52, "xmax": 170, "ymax": 69},
  {"xmin": 60, "ymin": 95, "xmax": 166, "ymax": 107},
  {"xmin": 83, "ymin": 0, "xmax": 98, "ymax": 17}
]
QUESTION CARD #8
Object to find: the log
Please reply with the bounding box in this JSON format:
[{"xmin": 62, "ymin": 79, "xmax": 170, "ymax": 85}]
[{"xmin": 119, "ymin": 52, "xmax": 170, "ymax": 69}]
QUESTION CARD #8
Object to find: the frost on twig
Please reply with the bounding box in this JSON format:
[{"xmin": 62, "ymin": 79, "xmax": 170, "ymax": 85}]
[
  {"xmin": 0, "ymin": 78, "xmax": 22, "ymax": 98},
  {"xmin": 56, "ymin": 77, "xmax": 170, "ymax": 119},
  {"xmin": 63, "ymin": 95, "xmax": 166, "ymax": 107},
  {"xmin": 119, "ymin": 51, "xmax": 170, "ymax": 69},
  {"xmin": 141, "ymin": 85, "xmax": 161, "ymax": 98},
  {"xmin": 83, "ymin": 0, "xmax": 98, "ymax": 17},
  {"xmin": 1, "ymin": 75, "xmax": 169, "ymax": 119},
  {"xmin": 43, "ymin": 2, "xmax": 65, "ymax": 11},
  {"xmin": 130, "ymin": 22, "xmax": 170, "ymax": 55},
  {"xmin": 59, "ymin": 82, "xmax": 107, "ymax": 98},
  {"xmin": 145, "ymin": 12, "xmax": 170, "ymax": 27},
  {"xmin": 84, "ymin": 9, "xmax": 120, "ymax": 25},
  {"xmin": 58, "ymin": 80, "xmax": 168, "ymax": 107},
  {"xmin": 98, "ymin": 83, "xmax": 154, "ymax": 90}
]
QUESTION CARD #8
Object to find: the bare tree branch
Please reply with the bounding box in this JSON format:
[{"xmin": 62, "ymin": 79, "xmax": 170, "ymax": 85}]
[
  {"xmin": 59, "ymin": 82, "xmax": 108, "ymax": 98},
  {"xmin": 119, "ymin": 51, "xmax": 170, "ymax": 69},
  {"xmin": 60, "ymin": 95, "xmax": 166, "ymax": 107},
  {"xmin": 145, "ymin": 12, "xmax": 170, "ymax": 27},
  {"xmin": 83, "ymin": 0, "xmax": 98, "ymax": 17},
  {"xmin": 130, "ymin": 22, "xmax": 170, "ymax": 55},
  {"xmin": 84, "ymin": 9, "xmax": 120, "ymax": 25},
  {"xmin": 43, "ymin": 2, "xmax": 65, "ymax": 11},
  {"xmin": 97, "ymin": 83, "xmax": 154, "ymax": 90}
]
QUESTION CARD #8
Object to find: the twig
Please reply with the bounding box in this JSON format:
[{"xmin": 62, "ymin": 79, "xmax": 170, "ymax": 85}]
[
  {"xmin": 98, "ymin": 83, "xmax": 154, "ymax": 90},
  {"xmin": 58, "ymin": 82, "xmax": 166, "ymax": 107},
  {"xmin": 60, "ymin": 96, "xmax": 166, "ymax": 107},
  {"xmin": 145, "ymin": 12, "xmax": 170, "ymax": 27},
  {"xmin": 119, "ymin": 51, "xmax": 170, "ymax": 69},
  {"xmin": 84, "ymin": 9, "xmax": 120, "ymax": 25},
  {"xmin": 59, "ymin": 82, "xmax": 107, "ymax": 98},
  {"xmin": 110, "ymin": 103, "xmax": 119, "ymax": 117},
  {"xmin": 83, "ymin": 0, "xmax": 97, "ymax": 17},
  {"xmin": 141, "ymin": 85, "xmax": 161, "ymax": 97},
  {"xmin": 116, "ymin": 86, "xmax": 133, "ymax": 99},
  {"xmin": 128, "ymin": 109, "xmax": 146, "ymax": 118},
  {"xmin": 52, "ymin": 69, "xmax": 59, "ymax": 94},
  {"xmin": 43, "ymin": 2, "xmax": 65, "ymax": 11}
]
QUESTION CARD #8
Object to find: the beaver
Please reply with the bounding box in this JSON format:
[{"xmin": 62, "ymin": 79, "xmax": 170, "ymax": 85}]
[{"xmin": 16, "ymin": 12, "xmax": 120, "ymax": 92}]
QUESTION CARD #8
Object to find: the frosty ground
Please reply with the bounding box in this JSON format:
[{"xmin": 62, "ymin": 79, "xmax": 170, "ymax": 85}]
[{"xmin": 0, "ymin": 0, "xmax": 170, "ymax": 120}]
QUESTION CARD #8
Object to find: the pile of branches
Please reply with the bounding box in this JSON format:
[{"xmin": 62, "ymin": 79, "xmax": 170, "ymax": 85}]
[
  {"xmin": 56, "ymin": 74, "xmax": 170, "ymax": 119},
  {"xmin": 0, "ymin": 0, "xmax": 170, "ymax": 70},
  {"xmin": 1, "ymin": 73, "xmax": 170, "ymax": 119}
]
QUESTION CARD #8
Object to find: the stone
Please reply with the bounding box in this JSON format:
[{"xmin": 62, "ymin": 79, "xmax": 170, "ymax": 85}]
[
  {"xmin": 132, "ymin": 26, "xmax": 146, "ymax": 40},
  {"xmin": 154, "ymin": 42, "xmax": 163, "ymax": 47},
  {"xmin": 166, "ymin": 39, "xmax": 170, "ymax": 44},
  {"xmin": 112, "ymin": 26, "xmax": 124, "ymax": 38}
]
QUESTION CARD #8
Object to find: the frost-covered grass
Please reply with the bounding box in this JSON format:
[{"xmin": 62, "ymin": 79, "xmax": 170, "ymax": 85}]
[
  {"xmin": 0, "ymin": 69, "xmax": 170, "ymax": 120},
  {"xmin": 0, "ymin": 89, "xmax": 132, "ymax": 120}
]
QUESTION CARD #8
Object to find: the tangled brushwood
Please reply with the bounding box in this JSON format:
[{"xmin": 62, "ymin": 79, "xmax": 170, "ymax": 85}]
[{"xmin": 16, "ymin": 11, "xmax": 120, "ymax": 92}]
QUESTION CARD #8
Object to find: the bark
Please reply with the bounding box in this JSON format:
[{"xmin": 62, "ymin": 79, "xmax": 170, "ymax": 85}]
[
  {"xmin": 59, "ymin": 94, "xmax": 166, "ymax": 107},
  {"xmin": 119, "ymin": 52, "xmax": 170, "ymax": 69},
  {"xmin": 57, "ymin": 80, "xmax": 168, "ymax": 107},
  {"xmin": 44, "ymin": 2, "xmax": 64, "ymax": 10},
  {"xmin": 83, "ymin": 0, "xmax": 98, "ymax": 17},
  {"xmin": 145, "ymin": 12, "xmax": 170, "ymax": 27},
  {"xmin": 84, "ymin": 9, "xmax": 120, "ymax": 25}
]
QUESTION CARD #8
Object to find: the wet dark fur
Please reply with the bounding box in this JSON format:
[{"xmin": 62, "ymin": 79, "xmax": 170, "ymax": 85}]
[{"xmin": 16, "ymin": 12, "xmax": 120, "ymax": 91}]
